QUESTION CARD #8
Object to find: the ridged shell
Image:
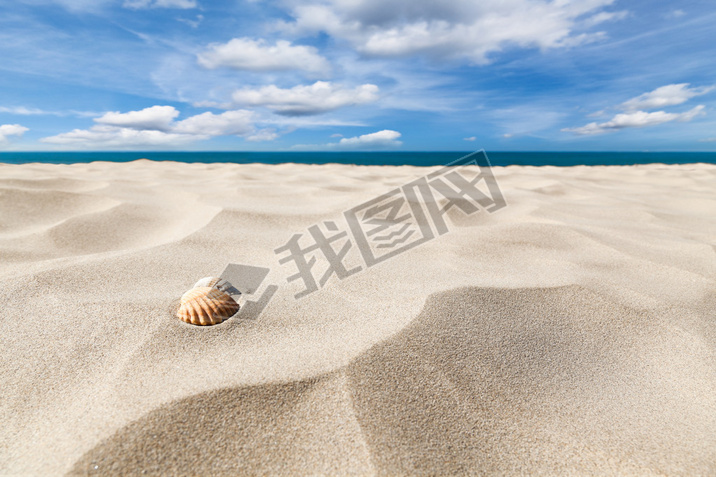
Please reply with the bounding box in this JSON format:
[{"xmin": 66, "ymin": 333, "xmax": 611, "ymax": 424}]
[
  {"xmin": 192, "ymin": 277, "xmax": 241, "ymax": 296},
  {"xmin": 177, "ymin": 287, "xmax": 239, "ymax": 326}
]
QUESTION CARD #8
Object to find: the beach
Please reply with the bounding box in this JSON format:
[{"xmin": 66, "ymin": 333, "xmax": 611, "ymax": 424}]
[{"xmin": 1, "ymin": 159, "xmax": 715, "ymax": 475}]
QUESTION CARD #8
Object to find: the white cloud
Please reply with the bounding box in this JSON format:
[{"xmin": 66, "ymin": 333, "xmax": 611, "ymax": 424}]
[
  {"xmin": 94, "ymin": 105, "xmax": 180, "ymax": 131},
  {"xmin": 563, "ymin": 105, "xmax": 705, "ymax": 135},
  {"xmin": 0, "ymin": 124, "xmax": 29, "ymax": 145},
  {"xmin": 41, "ymin": 106, "xmax": 261, "ymax": 149},
  {"xmin": 463, "ymin": 136, "xmax": 476, "ymax": 141},
  {"xmin": 41, "ymin": 125, "xmax": 200, "ymax": 148},
  {"xmin": 621, "ymin": 83, "xmax": 714, "ymax": 111},
  {"xmin": 278, "ymin": 0, "xmax": 623, "ymax": 64},
  {"xmin": 338, "ymin": 129, "xmax": 401, "ymax": 148},
  {"xmin": 230, "ymin": 81, "xmax": 379, "ymax": 116},
  {"xmin": 173, "ymin": 110, "xmax": 254, "ymax": 136},
  {"xmin": 294, "ymin": 129, "xmax": 402, "ymax": 150},
  {"xmin": 123, "ymin": 0, "xmax": 197, "ymax": 9},
  {"xmin": 197, "ymin": 38, "xmax": 330, "ymax": 76}
]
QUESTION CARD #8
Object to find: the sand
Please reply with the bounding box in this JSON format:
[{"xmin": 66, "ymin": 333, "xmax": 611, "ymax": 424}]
[{"xmin": 0, "ymin": 160, "xmax": 714, "ymax": 475}]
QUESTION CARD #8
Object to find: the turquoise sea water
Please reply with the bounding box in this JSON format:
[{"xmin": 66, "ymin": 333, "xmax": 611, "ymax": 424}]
[{"xmin": 1, "ymin": 151, "xmax": 715, "ymax": 166}]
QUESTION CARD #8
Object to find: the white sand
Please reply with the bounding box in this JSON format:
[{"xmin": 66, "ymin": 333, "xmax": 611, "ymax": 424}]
[{"xmin": 0, "ymin": 160, "xmax": 714, "ymax": 475}]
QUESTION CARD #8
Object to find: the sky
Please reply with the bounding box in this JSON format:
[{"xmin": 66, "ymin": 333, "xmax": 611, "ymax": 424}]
[{"xmin": 0, "ymin": 0, "xmax": 714, "ymax": 151}]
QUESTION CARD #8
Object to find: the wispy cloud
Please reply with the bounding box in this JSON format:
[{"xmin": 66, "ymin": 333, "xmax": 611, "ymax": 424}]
[
  {"xmin": 620, "ymin": 83, "xmax": 713, "ymax": 111},
  {"xmin": 491, "ymin": 106, "xmax": 566, "ymax": 137},
  {"xmin": 581, "ymin": 10, "xmax": 629, "ymax": 28},
  {"xmin": 123, "ymin": 0, "xmax": 198, "ymax": 10},
  {"xmin": 177, "ymin": 14, "xmax": 203, "ymax": 28},
  {"xmin": 257, "ymin": 116, "xmax": 368, "ymax": 128},
  {"xmin": 564, "ymin": 83, "xmax": 712, "ymax": 135},
  {"xmin": 14, "ymin": 0, "xmax": 114, "ymax": 14},
  {"xmin": 665, "ymin": 9, "xmax": 686, "ymax": 19},
  {"xmin": 0, "ymin": 106, "xmax": 100, "ymax": 117},
  {"xmin": 246, "ymin": 129, "xmax": 279, "ymax": 142},
  {"xmin": 0, "ymin": 106, "xmax": 52, "ymax": 116},
  {"xmin": 564, "ymin": 106, "xmax": 705, "ymax": 135}
]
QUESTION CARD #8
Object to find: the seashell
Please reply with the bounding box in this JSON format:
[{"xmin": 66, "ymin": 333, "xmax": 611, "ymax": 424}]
[
  {"xmin": 177, "ymin": 286, "xmax": 239, "ymax": 326},
  {"xmin": 193, "ymin": 277, "xmax": 241, "ymax": 296}
]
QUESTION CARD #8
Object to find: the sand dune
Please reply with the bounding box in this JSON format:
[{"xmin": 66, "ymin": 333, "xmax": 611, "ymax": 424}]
[{"xmin": 1, "ymin": 160, "xmax": 715, "ymax": 475}]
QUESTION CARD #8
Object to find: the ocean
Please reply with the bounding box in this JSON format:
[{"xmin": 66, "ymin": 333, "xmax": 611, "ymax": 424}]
[{"xmin": 1, "ymin": 151, "xmax": 715, "ymax": 166}]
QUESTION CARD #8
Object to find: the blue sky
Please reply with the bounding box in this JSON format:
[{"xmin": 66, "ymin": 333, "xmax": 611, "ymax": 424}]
[{"xmin": 0, "ymin": 0, "xmax": 714, "ymax": 151}]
